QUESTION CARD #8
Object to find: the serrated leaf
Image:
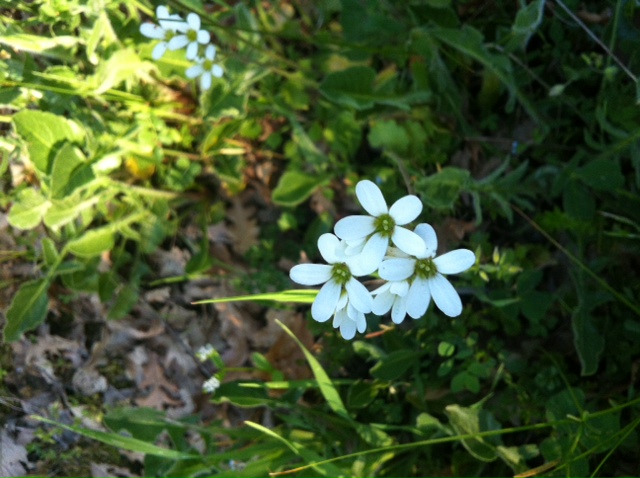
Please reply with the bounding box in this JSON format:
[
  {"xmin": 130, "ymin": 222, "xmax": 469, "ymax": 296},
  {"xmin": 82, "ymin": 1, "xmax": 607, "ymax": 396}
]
[
  {"xmin": 272, "ymin": 171, "xmax": 329, "ymax": 207},
  {"xmin": 4, "ymin": 279, "xmax": 50, "ymax": 342},
  {"xmin": 67, "ymin": 228, "xmax": 115, "ymax": 258},
  {"xmin": 8, "ymin": 188, "xmax": 50, "ymax": 230},
  {"xmin": 418, "ymin": 167, "xmax": 472, "ymax": 209},
  {"xmin": 12, "ymin": 110, "xmax": 84, "ymax": 173}
]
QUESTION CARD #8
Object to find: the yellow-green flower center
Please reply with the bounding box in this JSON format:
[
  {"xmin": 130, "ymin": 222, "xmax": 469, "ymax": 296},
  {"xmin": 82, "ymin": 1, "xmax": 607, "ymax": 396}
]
[
  {"xmin": 187, "ymin": 29, "xmax": 198, "ymax": 42},
  {"xmin": 374, "ymin": 213, "xmax": 395, "ymax": 238},
  {"xmin": 415, "ymin": 257, "xmax": 437, "ymax": 279},
  {"xmin": 331, "ymin": 263, "xmax": 351, "ymax": 286},
  {"xmin": 203, "ymin": 59, "xmax": 214, "ymax": 70}
]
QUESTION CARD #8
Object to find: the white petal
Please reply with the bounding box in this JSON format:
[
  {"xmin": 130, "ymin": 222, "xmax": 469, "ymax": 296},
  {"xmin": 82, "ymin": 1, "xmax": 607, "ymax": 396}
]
[
  {"xmin": 358, "ymin": 233, "xmax": 388, "ymax": 275},
  {"xmin": 156, "ymin": 6, "xmax": 170, "ymax": 18},
  {"xmin": 159, "ymin": 16, "xmax": 185, "ymax": 31},
  {"xmin": 317, "ymin": 233, "xmax": 341, "ymax": 264},
  {"xmin": 334, "ymin": 215, "xmax": 376, "ymax": 241},
  {"xmin": 151, "ymin": 42, "xmax": 168, "ymax": 60},
  {"xmin": 429, "ymin": 274, "xmax": 462, "ymax": 317},
  {"xmin": 406, "ymin": 278, "xmax": 431, "ymax": 319},
  {"xmin": 201, "ymin": 72, "xmax": 212, "ymax": 90},
  {"xmin": 354, "ymin": 309, "xmax": 367, "ymax": 333},
  {"xmin": 185, "ymin": 64, "xmax": 204, "ymax": 79},
  {"xmin": 205, "ymin": 44, "xmax": 216, "ymax": 60},
  {"xmin": 312, "ymin": 280, "xmax": 342, "ymax": 322},
  {"xmin": 389, "ymin": 195, "xmax": 422, "ymax": 225},
  {"xmin": 434, "ymin": 249, "xmax": 475, "ymax": 275},
  {"xmin": 391, "ymin": 295, "xmax": 408, "ymax": 324},
  {"xmin": 390, "ymin": 280, "xmax": 409, "ymax": 296},
  {"xmin": 186, "ymin": 12, "xmax": 201, "ymax": 30},
  {"xmin": 345, "ymin": 278, "xmax": 372, "ymax": 313},
  {"xmin": 167, "ymin": 35, "xmax": 189, "ymax": 50},
  {"xmin": 392, "ymin": 227, "xmax": 427, "ymax": 257},
  {"xmin": 378, "ymin": 258, "xmax": 414, "ymax": 281},
  {"xmin": 212, "ymin": 65, "xmax": 224, "ymax": 77},
  {"xmin": 186, "ymin": 42, "xmax": 198, "ymax": 60},
  {"xmin": 414, "ymin": 223, "xmax": 438, "ymax": 256},
  {"xmin": 372, "ymin": 291, "xmax": 394, "ymax": 315},
  {"xmin": 198, "ymin": 30, "xmax": 211, "ymax": 44},
  {"xmin": 333, "ymin": 307, "xmax": 346, "ymax": 328},
  {"xmin": 289, "ymin": 264, "xmax": 332, "ymax": 286},
  {"xmin": 356, "ymin": 180, "xmax": 388, "ymax": 216},
  {"xmin": 340, "ymin": 317, "xmax": 357, "ymax": 340},
  {"xmin": 140, "ymin": 23, "xmax": 166, "ymax": 39}
]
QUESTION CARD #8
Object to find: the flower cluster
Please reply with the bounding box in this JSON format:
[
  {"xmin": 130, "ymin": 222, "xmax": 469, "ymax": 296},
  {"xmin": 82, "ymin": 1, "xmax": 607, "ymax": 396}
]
[
  {"xmin": 139, "ymin": 5, "xmax": 223, "ymax": 90},
  {"xmin": 289, "ymin": 180, "xmax": 475, "ymax": 340}
]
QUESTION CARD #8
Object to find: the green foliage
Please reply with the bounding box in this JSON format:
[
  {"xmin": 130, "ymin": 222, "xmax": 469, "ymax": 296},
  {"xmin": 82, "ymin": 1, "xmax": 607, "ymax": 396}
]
[{"xmin": 3, "ymin": 0, "xmax": 640, "ymax": 476}]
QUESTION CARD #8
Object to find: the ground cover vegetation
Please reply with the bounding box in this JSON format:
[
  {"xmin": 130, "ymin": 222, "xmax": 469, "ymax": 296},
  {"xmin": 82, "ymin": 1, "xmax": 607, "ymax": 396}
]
[{"xmin": 0, "ymin": 0, "xmax": 639, "ymax": 476}]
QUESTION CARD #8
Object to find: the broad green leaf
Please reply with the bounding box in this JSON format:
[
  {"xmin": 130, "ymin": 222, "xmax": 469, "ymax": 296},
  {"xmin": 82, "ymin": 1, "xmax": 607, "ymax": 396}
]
[
  {"xmin": 368, "ymin": 120, "xmax": 410, "ymax": 154},
  {"xmin": 445, "ymin": 404, "xmax": 498, "ymax": 462},
  {"xmin": 347, "ymin": 380, "xmax": 378, "ymax": 409},
  {"xmin": 506, "ymin": 0, "xmax": 545, "ymax": 51},
  {"xmin": 12, "ymin": 110, "xmax": 84, "ymax": 173},
  {"xmin": 4, "ymin": 279, "xmax": 50, "ymax": 342},
  {"xmin": 43, "ymin": 194, "xmax": 99, "ymax": 229},
  {"xmin": 41, "ymin": 237, "xmax": 59, "ymax": 267},
  {"xmin": 8, "ymin": 188, "xmax": 50, "ymax": 230},
  {"xmin": 31, "ymin": 415, "xmax": 197, "ymax": 460},
  {"xmin": 575, "ymin": 158, "xmax": 624, "ymax": 191},
  {"xmin": 0, "ymin": 34, "xmax": 79, "ymax": 61},
  {"xmin": 370, "ymin": 350, "xmax": 418, "ymax": 380},
  {"xmin": 320, "ymin": 66, "xmax": 377, "ymax": 110},
  {"xmin": 67, "ymin": 227, "xmax": 115, "ymax": 258},
  {"xmin": 572, "ymin": 301, "xmax": 605, "ymax": 376},
  {"xmin": 50, "ymin": 142, "xmax": 94, "ymax": 199},
  {"xmin": 91, "ymin": 48, "xmax": 143, "ymax": 94},
  {"xmin": 272, "ymin": 171, "xmax": 329, "ymax": 207}
]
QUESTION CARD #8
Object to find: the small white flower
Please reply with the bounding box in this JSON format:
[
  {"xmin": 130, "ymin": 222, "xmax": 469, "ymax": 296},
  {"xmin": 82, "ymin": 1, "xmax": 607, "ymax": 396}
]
[
  {"xmin": 168, "ymin": 12, "xmax": 211, "ymax": 60},
  {"xmin": 379, "ymin": 223, "xmax": 475, "ymax": 319},
  {"xmin": 332, "ymin": 297, "xmax": 367, "ymax": 340},
  {"xmin": 290, "ymin": 233, "xmax": 372, "ymax": 338},
  {"xmin": 186, "ymin": 44, "xmax": 224, "ymax": 90},
  {"xmin": 203, "ymin": 376, "xmax": 221, "ymax": 394},
  {"xmin": 196, "ymin": 344, "xmax": 216, "ymax": 362},
  {"xmin": 334, "ymin": 180, "xmax": 427, "ymax": 275},
  {"xmin": 139, "ymin": 6, "xmax": 185, "ymax": 60}
]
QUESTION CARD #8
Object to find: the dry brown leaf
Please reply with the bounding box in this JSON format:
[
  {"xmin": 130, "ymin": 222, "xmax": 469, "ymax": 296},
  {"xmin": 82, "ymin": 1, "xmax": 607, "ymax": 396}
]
[
  {"xmin": 135, "ymin": 351, "xmax": 183, "ymax": 410},
  {"xmin": 0, "ymin": 428, "xmax": 30, "ymax": 477},
  {"xmin": 226, "ymin": 196, "xmax": 260, "ymax": 255},
  {"xmin": 263, "ymin": 312, "xmax": 313, "ymax": 382}
]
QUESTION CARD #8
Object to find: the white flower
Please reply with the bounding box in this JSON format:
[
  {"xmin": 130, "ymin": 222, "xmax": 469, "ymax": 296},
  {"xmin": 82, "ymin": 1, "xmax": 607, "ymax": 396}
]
[
  {"xmin": 139, "ymin": 6, "xmax": 185, "ymax": 60},
  {"xmin": 203, "ymin": 376, "xmax": 221, "ymax": 394},
  {"xmin": 334, "ymin": 180, "xmax": 427, "ymax": 275},
  {"xmin": 371, "ymin": 279, "xmax": 410, "ymax": 324},
  {"xmin": 168, "ymin": 12, "xmax": 211, "ymax": 60},
  {"xmin": 186, "ymin": 44, "xmax": 224, "ymax": 90},
  {"xmin": 331, "ymin": 296, "xmax": 367, "ymax": 340},
  {"xmin": 196, "ymin": 344, "xmax": 216, "ymax": 362},
  {"xmin": 289, "ymin": 233, "xmax": 372, "ymax": 337},
  {"xmin": 379, "ymin": 223, "xmax": 475, "ymax": 319}
]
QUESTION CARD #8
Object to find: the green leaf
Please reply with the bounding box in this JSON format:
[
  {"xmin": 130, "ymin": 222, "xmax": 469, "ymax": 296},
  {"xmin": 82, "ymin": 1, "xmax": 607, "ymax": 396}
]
[
  {"xmin": 272, "ymin": 171, "xmax": 329, "ymax": 207},
  {"xmin": 8, "ymin": 188, "xmax": 50, "ymax": 230},
  {"xmin": 572, "ymin": 300, "xmax": 605, "ymax": 376},
  {"xmin": 347, "ymin": 380, "xmax": 378, "ymax": 409},
  {"xmin": 50, "ymin": 142, "xmax": 94, "ymax": 199},
  {"xmin": 67, "ymin": 227, "xmax": 115, "ymax": 258},
  {"xmin": 31, "ymin": 415, "xmax": 197, "ymax": 460},
  {"xmin": 193, "ymin": 289, "xmax": 318, "ymax": 305},
  {"xmin": 445, "ymin": 404, "xmax": 498, "ymax": 462},
  {"xmin": 0, "ymin": 34, "xmax": 80, "ymax": 61},
  {"xmin": 41, "ymin": 238, "xmax": 59, "ymax": 267},
  {"xmin": 12, "ymin": 110, "xmax": 84, "ymax": 173},
  {"xmin": 368, "ymin": 120, "xmax": 410, "ymax": 154},
  {"xmin": 575, "ymin": 158, "xmax": 624, "ymax": 191},
  {"xmin": 4, "ymin": 279, "xmax": 50, "ymax": 342},
  {"xmin": 43, "ymin": 194, "xmax": 99, "ymax": 229},
  {"xmin": 506, "ymin": 0, "xmax": 546, "ymax": 51},
  {"xmin": 370, "ymin": 350, "xmax": 418, "ymax": 380},
  {"xmin": 91, "ymin": 48, "xmax": 143, "ymax": 94},
  {"xmin": 417, "ymin": 167, "xmax": 472, "ymax": 209}
]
